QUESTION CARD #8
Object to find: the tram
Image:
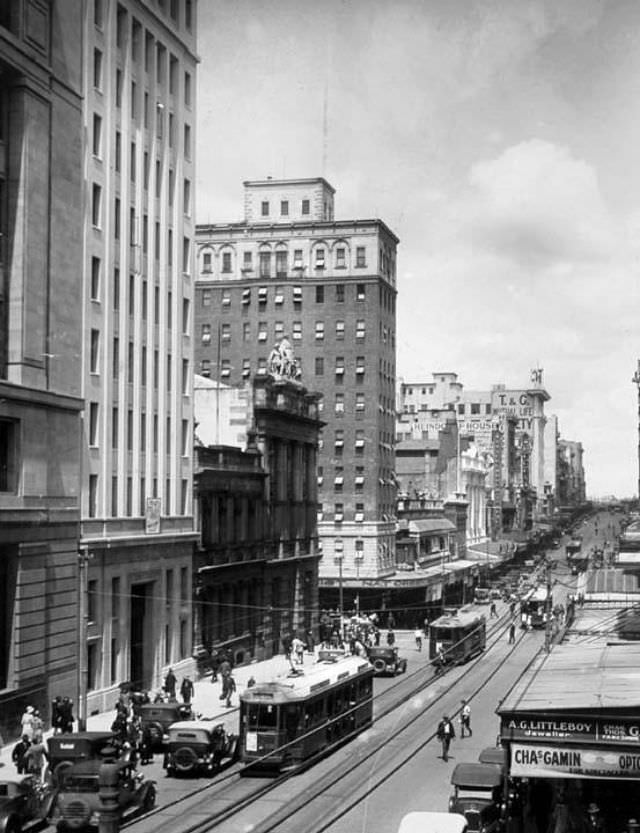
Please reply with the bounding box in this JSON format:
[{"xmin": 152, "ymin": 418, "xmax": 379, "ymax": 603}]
[
  {"xmin": 238, "ymin": 654, "xmax": 374, "ymax": 772},
  {"xmin": 520, "ymin": 586, "xmax": 551, "ymax": 628},
  {"xmin": 428, "ymin": 610, "xmax": 486, "ymax": 666}
]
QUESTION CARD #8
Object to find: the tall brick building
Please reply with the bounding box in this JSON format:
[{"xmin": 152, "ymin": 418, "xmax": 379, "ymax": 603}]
[{"xmin": 194, "ymin": 178, "xmax": 399, "ymax": 596}]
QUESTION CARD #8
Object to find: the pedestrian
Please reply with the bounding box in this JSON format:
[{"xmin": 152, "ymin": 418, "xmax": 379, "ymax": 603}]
[
  {"xmin": 223, "ymin": 673, "xmax": 236, "ymax": 708},
  {"xmin": 31, "ymin": 710, "xmax": 44, "ymax": 743},
  {"xmin": 306, "ymin": 629, "xmax": 315, "ymax": 654},
  {"xmin": 51, "ymin": 697, "xmax": 63, "ymax": 734},
  {"xmin": 508, "ymin": 622, "xmax": 516, "ymax": 644},
  {"xmin": 386, "ymin": 628, "xmax": 395, "ymax": 646},
  {"xmin": 180, "ymin": 676, "xmax": 194, "ymax": 705},
  {"xmin": 12, "ymin": 736, "xmax": 31, "ymax": 774},
  {"xmin": 436, "ymin": 714, "xmax": 455, "ymax": 761},
  {"xmin": 414, "ymin": 627, "xmax": 423, "ymax": 651},
  {"xmin": 584, "ymin": 803, "xmax": 606, "ymax": 833},
  {"xmin": 490, "ymin": 601, "xmax": 498, "ymax": 619},
  {"xmin": 139, "ymin": 725, "xmax": 154, "ymax": 765},
  {"xmin": 282, "ymin": 632, "xmax": 293, "ymax": 661},
  {"xmin": 164, "ymin": 668, "xmax": 177, "ymax": 699},
  {"xmin": 60, "ymin": 698, "xmax": 74, "ymax": 733},
  {"xmin": 374, "ymin": 627, "xmax": 381, "ymax": 646},
  {"xmin": 219, "ymin": 656, "xmax": 232, "ymax": 680},
  {"xmin": 24, "ymin": 738, "xmax": 46, "ymax": 779},
  {"xmin": 292, "ymin": 636, "xmax": 305, "ymax": 665},
  {"xmin": 20, "ymin": 706, "xmax": 35, "ymax": 740},
  {"xmin": 460, "ymin": 699, "xmax": 472, "ymax": 738},
  {"xmin": 526, "ymin": 613, "xmax": 532, "ymax": 631}
]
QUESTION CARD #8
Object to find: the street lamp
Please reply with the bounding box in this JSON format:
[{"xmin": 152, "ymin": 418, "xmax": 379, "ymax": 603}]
[{"xmin": 77, "ymin": 545, "xmax": 93, "ymax": 732}]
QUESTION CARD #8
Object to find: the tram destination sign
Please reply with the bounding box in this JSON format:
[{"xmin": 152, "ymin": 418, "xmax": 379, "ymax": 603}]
[
  {"xmin": 511, "ymin": 743, "xmax": 640, "ymax": 780},
  {"xmin": 501, "ymin": 713, "xmax": 640, "ymax": 746}
]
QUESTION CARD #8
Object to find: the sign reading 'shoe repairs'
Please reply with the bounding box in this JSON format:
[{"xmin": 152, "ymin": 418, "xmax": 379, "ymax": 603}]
[{"xmin": 511, "ymin": 744, "xmax": 640, "ymax": 780}]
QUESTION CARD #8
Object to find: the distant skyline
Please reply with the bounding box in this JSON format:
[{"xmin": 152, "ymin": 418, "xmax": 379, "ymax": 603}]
[{"xmin": 196, "ymin": 0, "xmax": 640, "ymax": 497}]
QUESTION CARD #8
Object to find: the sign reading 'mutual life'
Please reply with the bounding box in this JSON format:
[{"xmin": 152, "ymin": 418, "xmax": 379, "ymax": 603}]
[{"xmin": 511, "ymin": 743, "xmax": 640, "ymax": 780}]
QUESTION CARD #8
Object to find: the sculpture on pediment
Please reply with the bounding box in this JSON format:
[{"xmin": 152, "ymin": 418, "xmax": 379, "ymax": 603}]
[{"xmin": 268, "ymin": 335, "xmax": 302, "ymax": 381}]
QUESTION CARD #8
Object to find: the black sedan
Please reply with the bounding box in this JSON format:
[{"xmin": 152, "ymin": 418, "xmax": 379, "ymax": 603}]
[{"xmin": 0, "ymin": 776, "xmax": 54, "ymax": 833}]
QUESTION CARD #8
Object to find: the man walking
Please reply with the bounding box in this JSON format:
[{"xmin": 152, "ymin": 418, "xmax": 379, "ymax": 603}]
[
  {"xmin": 436, "ymin": 714, "xmax": 455, "ymax": 761},
  {"xmin": 164, "ymin": 668, "xmax": 177, "ymax": 700},
  {"xmin": 460, "ymin": 699, "xmax": 472, "ymax": 738},
  {"xmin": 180, "ymin": 675, "xmax": 194, "ymax": 705},
  {"xmin": 508, "ymin": 621, "xmax": 516, "ymax": 644}
]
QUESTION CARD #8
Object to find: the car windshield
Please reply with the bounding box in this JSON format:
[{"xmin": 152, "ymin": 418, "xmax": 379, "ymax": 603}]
[{"xmin": 247, "ymin": 703, "xmax": 278, "ymax": 730}]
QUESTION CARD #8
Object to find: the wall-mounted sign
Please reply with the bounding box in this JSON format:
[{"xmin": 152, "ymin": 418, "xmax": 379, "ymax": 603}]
[
  {"xmin": 145, "ymin": 498, "xmax": 161, "ymax": 534},
  {"xmin": 501, "ymin": 714, "xmax": 640, "ymax": 746},
  {"xmin": 511, "ymin": 743, "xmax": 640, "ymax": 780}
]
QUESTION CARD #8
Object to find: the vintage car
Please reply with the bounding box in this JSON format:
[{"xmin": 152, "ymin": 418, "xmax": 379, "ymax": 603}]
[
  {"xmin": 366, "ymin": 646, "xmax": 407, "ymax": 676},
  {"xmin": 138, "ymin": 702, "xmax": 192, "ymax": 748},
  {"xmin": 50, "ymin": 759, "xmax": 155, "ymax": 830},
  {"xmin": 164, "ymin": 720, "xmax": 238, "ymax": 776},
  {"xmin": 0, "ymin": 776, "xmax": 55, "ymax": 833},
  {"xmin": 449, "ymin": 763, "xmax": 505, "ymax": 833},
  {"xmin": 46, "ymin": 734, "xmax": 118, "ymax": 786}
]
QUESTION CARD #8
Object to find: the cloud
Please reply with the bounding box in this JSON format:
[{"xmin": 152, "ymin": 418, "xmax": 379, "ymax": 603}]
[{"xmin": 465, "ymin": 139, "xmax": 618, "ymax": 266}]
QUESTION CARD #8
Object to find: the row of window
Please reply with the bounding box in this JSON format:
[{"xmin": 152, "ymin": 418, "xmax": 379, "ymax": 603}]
[
  {"xmin": 200, "ymin": 319, "xmax": 370, "ymax": 343},
  {"xmin": 201, "ymin": 245, "xmax": 367, "ymax": 277},
  {"xmin": 318, "ymin": 504, "xmax": 366, "ymax": 523},
  {"xmin": 87, "ymin": 403, "xmax": 190, "ymax": 456},
  {"xmin": 87, "ymin": 472, "xmax": 190, "ymax": 518},
  {"xmin": 200, "ymin": 283, "xmax": 368, "ymax": 307},
  {"xmin": 331, "ymin": 539, "xmax": 365, "ymax": 558},
  {"xmin": 90, "ymin": 333, "xmax": 190, "ymax": 394},
  {"xmin": 257, "ymin": 197, "xmax": 321, "ymax": 218}
]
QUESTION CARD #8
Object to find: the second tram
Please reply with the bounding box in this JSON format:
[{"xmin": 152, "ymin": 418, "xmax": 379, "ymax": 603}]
[
  {"xmin": 428, "ymin": 610, "xmax": 486, "ymax": 665},
  {"xmin": 238, "ymin": 654, "xmax": 374, "ymax": 771},
  {"xmin": 520, "ymin": 586, "xmax": 552, "ymax": 628}
]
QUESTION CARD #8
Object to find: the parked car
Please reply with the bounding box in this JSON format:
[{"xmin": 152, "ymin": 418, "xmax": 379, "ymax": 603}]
[
  {"xmin": 46, "ymin": 734, "xmax": 119, "ymax": 786},
  {"xmin": 164, "ymin": 720, "xmax": 238, "ymax": 776},
  {"xmin": 50, "ymin": 759, "xmax": 155, "ymax": 831},
  {"xmin": 367, "ymin": 646, "xmax": 407, "ymax": 676},
  {"xmin": 449, "ymin": 763, "xmax": 505, "ymax": 833},
  {"xmin": 0, "ymin": 776, "xmax": 55, "ymax": 833},
  {"xmin": 138, "ymin": 702, "xmax": 192, "ymax": 749},
  {"xmin": 398, "ymin": 812, "xmax": 468, "ymax": 833}
]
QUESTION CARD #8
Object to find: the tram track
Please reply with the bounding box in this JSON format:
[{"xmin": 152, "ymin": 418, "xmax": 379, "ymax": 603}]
[{"xmin": 124, "ymin": 612, "xmax": 516, "ymax": 833}]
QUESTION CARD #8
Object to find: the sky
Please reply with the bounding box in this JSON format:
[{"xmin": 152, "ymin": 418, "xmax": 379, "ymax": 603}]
[{"xmin": 195, "ymin": 0, "xmax": 640, "ymax": 499}]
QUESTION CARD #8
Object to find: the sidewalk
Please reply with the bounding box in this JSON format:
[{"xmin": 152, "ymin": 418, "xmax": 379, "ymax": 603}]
[{"xmin": 1, "ymin": 633, "xmax": 416, "ymax": 777}]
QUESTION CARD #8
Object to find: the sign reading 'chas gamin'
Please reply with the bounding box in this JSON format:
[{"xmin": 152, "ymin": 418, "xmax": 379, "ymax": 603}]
[
  {"xmin": 501, "ymin": 714, "xmax": 640, "ymax": 745},
  {"xmin": 511, "ymin": 743, "xmax": 640, "ymax": 780}
]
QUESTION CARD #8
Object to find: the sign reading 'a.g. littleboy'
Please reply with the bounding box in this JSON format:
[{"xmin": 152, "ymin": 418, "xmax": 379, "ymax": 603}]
[
  {"xmin": 501, "ymin": 714, "xmax": 640, "ymax": 745},
  {"xmin": 511, "ymin": 743, "xmax": 640, "ymax": 780}
]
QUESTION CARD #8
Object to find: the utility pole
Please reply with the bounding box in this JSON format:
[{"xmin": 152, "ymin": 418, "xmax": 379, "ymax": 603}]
[
  {"xmin": 544, "ymin": 558, "xmax": 553, "ymax": 652},
  {"xmin": 77, "ymin": 545, "xmax": 91, "ymax": 731},
  {"xmin": 633, "ymin": 361, "xmax": 640, "ymax": 503}
]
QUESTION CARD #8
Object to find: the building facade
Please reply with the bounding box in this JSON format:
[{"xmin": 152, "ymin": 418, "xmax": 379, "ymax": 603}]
[
  {"xmin": 0, "ymin": 1, "xmax": 84, "ymax": 737},
  {"xmin": 194, "ymin": 178, "xmax": 400, "ymax": 592},
  {"xmin": 80, "ymin": 0, "xmax": 198, "ymax": 714},
  {"xmin": 194, "ymin": 373, "xmax": 323, "ymax": 663}
]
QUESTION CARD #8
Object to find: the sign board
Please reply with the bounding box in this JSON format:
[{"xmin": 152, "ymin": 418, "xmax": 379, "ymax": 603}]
[
  {"xmin": 511, "ymin": 743, "xmax": 640, "ymax": 780},
  {"xmin": 145, "ymin": 498, "xmax": 161, "ymax": 534},
  {"xmin": 501, "ymin": 714, "xmax": 640, "ymax": 746}
]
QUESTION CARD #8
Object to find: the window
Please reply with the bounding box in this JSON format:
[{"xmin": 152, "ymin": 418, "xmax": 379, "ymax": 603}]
[
  {"xmin": 315, "ymin": 286, "xmax": 324, "ymax": 303},
  {"xmin": 222, "ymin": 251, "xmax": 232, "ymax": 273},
  {"xmin": 335, "ymin": 247, "xmax": 346, "ymax": 268},
  {"xmin": 275, "ymin": 251, "xmax": 287, "ymax": 277},
  {"xmin": 242, "ymin": 288, "xmax": 251, "ymax": 306},
  {"xmin": 112, "ymin": 337, "xmax": 119, "ymax": 379},
  {"xmin": 356, "ymin": 320, "xmax": 366, "ymax": 339},
  {"xmin": 335, "ymin": 284, "xmax": 344, "ymax": 302},
  {"xmin": 335, "ymin": 393, "xmax": 344, "ymax": 414},
  {"xmin": 114, "ymin": 197, "xmax": 120, "ymax": 239},
  {"xmin": 334, "ymin": 503, "xmax": 344, "ymax": 523},
  {"xmin": 302, "ymin": 199, "xmax": 310, "ymax": 215},
  {"xmin": 184, "ymin": 123, "xmax": 191, "ymax": 159},
  {"xmin": 243, "ymin": 322, "xmax": 250, "ymax": 341},
  {"xmin": 335, "ymin": 320, "xmax": 345, "ymax": 340},
  {"xmin": 355, "ymin": 504, "xmax": 364, "ymax": 523},
  {"xmin": 274, "ymin": 286, "xmax": 284, "ymax": 305},
  {"xmin": 90, "ymin": 329, "xmax": 100, "ymax": 373},
  {"xmin": 356, "ymin": 356, "xmax": 365, "ymax": 376},
  {"xmin": 88, "ymin": 402, "xmax": 99, "ymax": 446},
  {"xmin": 186, "ymin": 0, "xmax": 192, "ymax": 28},
  {"xmin": 356, "ymin": 393, "xmax": 365, "ymax": 413},
  {"xmin": 292, "ymin": 321, "xmax": 302, "ymax": 340},
  {"xmin": 184, "ymin": 72, "xmax": 192, "ymax": 106},
  {"xmin": 140, "ymin": 412, "xmax": 146, "ymax": 451},
  {"xmin": 131, "ymin": 18, "xmax": 141, "ymax": 61},
  {"xmin": 169, "ymin": 55, "xmax": 178, "ymax": 95},
  {"xmin": 94, "ymin": 0, "xmax": 104, "ymax": 28},
  {"xmin": 88, "ymin": 476, "xmax": 97, "ymax": 519},
  {"xmin": 116, "ymin": 69, "xmax": 122, "ymax": 107},
  {"xmin": 355, "ymin": 430, "xmax": 365, "ymax": 451},
  {"xmin": 457, "ymin": 403, "xmax": 465, "ymax": 415},
  {"xmin": 293, "ymin": 249, "xmax": 303, "ymax": 268},
  {"xmin": 202, "ymin": 251, "xmax": 212, "ymax": 273},
  {"xmin": 471, "ymin": 403, "xmax": 481, "ymax": 415},
  {"xmin": 200, "ymin": 359, "xmax": 211, "ymax": 377},
  {"xmin": 128, "ymin": 273, "xmax": 135, "ymax": 315},
  {"xmin": 242, "ymin": 359, "xmax": 250, "ymax": 378},
  {"xmin": 274, "ymin": 321, "xmax": 284, "ymax": 341},
  {"xmin": 201, "ymin": 324, "xmax": 211, "ymax": 343},
  {"xmin": 91, "ymin": 184, "xmax": 102, "ymax": 227},
  {"xmin": 183, "ymin": 237, "xmax": 191, "ymax": 273},
  {"xmin": 355, "ymin": 468, "xmax": 364, "ymax": 490},
  {"xmin": 335, "ymin": 357, "xmax": 345, "ymax": 377},
  {"xmin": 93, "ymin": 49, "xmax": 103, "ymax": 89},
  {"xmin": 315, "ymin": 357, "xmax": 324, "ymax": 376},
  {"xmin": 258, "ymin": 286, "xmax": 267, "ymax": 305},
  {"xmin": 293, "ymin": 286, "xmax": 302, "ymax": 304},
  {"xmin": 259, "ymin": 251, "xmax": 271, "ymax": 278},
  {"xmin": 221, "ymin": 323, "xmax": 231, "ymax": 342},
  {"xmin": 334, "ymin": 430, "xmax": 344, "ymax": 449},
  {"xmin": 334, "ymin": 467, "xmax": 344, "ymax": 490},
  {"xmin": 168, "ymin": 113, "xmax": 174, "ymax": 147},
  {"xmin": 356, "ymin": 246, "xmax": 366, "ymax": 267},
  {"xmin": 357, "ymin": 283, "xmax": 366, "ymax": 301},
  {"xmin": 280, "ymin": 200, "xmax": 289, "ymax": 216},
  {"xmin": 315, "ymin": 248, "xmax": 325, "ymax": 268},
  {"xmin": 315, "ymin": 322, "xmax": 324, "ymax": 341},
  {"xmin": 128, "ymin": 341, "xmax": 134, "ymax": 382},
  {"xmin": 258, "ymin": 322, "xmax": 268, "ymax": 342},
  {"xmin": 91, "ymin": 257, "xmax": 101, "ymax": 300},
  {"xmin": 355, "ymin": 540, "xmax": 364, "ymax": 559},
  {"xmin": 261, "ymin": 201, "xmax": 269, "ymax": 216},
  {"xmin": 183, "ymin": 179, "xmax": 191, "ymax": 215},
  {"xmin": 92, "ymin": 114, "xmax": 102, "ymax": 157},
  {"xmin": 220, "ymin": 359, "xmax": 231, "ymax": 378},
  {"xmin": 257, "ymin": 358, "xmax": 267, "ymax": 375},
  {"xmin": 130, "ymin": 81, "xmax": 137, "ymax": 119}
]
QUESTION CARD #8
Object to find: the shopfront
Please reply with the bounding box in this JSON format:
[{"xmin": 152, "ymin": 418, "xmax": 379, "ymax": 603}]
[{"xmin": 498, "ymin": 642, "xmax": 640, "ymax": 833}]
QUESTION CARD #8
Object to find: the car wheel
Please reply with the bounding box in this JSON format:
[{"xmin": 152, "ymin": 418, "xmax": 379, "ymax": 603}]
[
  {"xmin": 372, "ymin": 658, "xmax": 386, "ymax": 673},
  {"xmin": 174, "ymin": 746, "xmax": 198, "ymax": 773},
  {"xmin": 142, "ymin": 784, "xmax": 156, "ymax": 812}
]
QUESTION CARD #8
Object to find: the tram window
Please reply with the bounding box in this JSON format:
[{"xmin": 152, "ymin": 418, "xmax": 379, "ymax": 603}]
[
  {"xmin": 247, "ymin": 703, "xmax": 278, "ymax": 730},
  {"xmin": 285, "ymin": 705, "xmax": 299, "ymax": 738}
]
